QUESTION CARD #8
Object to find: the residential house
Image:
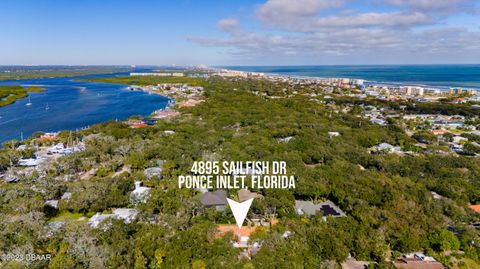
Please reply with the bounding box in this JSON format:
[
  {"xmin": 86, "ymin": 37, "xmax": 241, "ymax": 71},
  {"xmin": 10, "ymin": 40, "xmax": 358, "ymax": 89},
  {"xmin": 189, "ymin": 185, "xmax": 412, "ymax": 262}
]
[
  {"xmin": 130, "ymin": 181, "xmax": 151, "ymax": 204},
  {"xmin": 295, "ymin": 200, "xmax": 346, "ymax": 220},
  {"xmin": 47, "ymin": 143, "xmax": 65, "ymax": 155},
  {"xmin": 45, "ymin": 200, "xmax": 59, "ymax": 209},
  {"xmin": 328, "ymin": 132, "xmax": 340, "ymax": 138},
  {"xmin": 130, "ymin": 123, "xmax": 147, "ymax": 128},
  {"xmin": 370, "ymin": 143, "xmax": 403, "ymax": 154},
  {"xmin": 370, "ymin": 118, "xmax": 387, "ymax": 126},
  {"xmin": 18, "ymin": 157, "xmax": 44, "ymax": 167},
  {"xmin": 46, "ymin": 142, "xmax": 85, "ymax": 155},
  {"xmin": 89, "ymin": 213, "xmax": 115, "ymax": 228},
  {"xmin": 113, "ymin": 208, "xmax": 139, "ymax": 223},
  {"xmin": 88, "ymin": 208, "xmax": 139, "ymax": 228},
  {"xmin": 217, "ymin": 225, "xmax": 258, "ymax": 248},
  {"xmin": 469, "ymin": 204, "xmax": 480, "ymax": 214},
  {"xmin": 61, "ymin": 192, "xmax": 72, "ymax": 200},
  {"xmin": 144, "ymin": 119, "xmax": 158, "ymax": 125},
  {"xmin": 341, "ymin": 257, "xmax": 371, "ymax": 269},
  {"xmin": 393, "ymin": 253, "xmax": 444, "ymax": 269},
  {"xmin": 432, "ymin": 130, "xmax": 449, "ymax": 136},
  {"xmin": 152, "ymin": 109, "xmax": 180, "ymax": 119},
  {"xmin": 430, "ymin": 192, "xmax": 444, "ymax": 200},
  {"xmin": 144, "ymin": 167, "xmax": 162, "ymax": 179},
  {"xmin": 35, "ymin": 132, "xmax": 59, "ymax": 142},
  {"xmin": 3, "ymin": 174, "xmax": 18, "ymax": 183},
  {"xmin": 238, "ymin": 189, "xmax": 263, "ymax": 202},
  {"xmin": 200, "ymin": 190, "xmax": 227, "ymax": 212},
  {"xmin": 452, "ymin": 135, "xmax": 468, "ymax": 144},
  {"xmin": 277, "ymin": 136, "xmax": 294, "ymax": 143},
  {"xmin": 216, "ymin": 219, "xmax": 278, "ymax": 257}
]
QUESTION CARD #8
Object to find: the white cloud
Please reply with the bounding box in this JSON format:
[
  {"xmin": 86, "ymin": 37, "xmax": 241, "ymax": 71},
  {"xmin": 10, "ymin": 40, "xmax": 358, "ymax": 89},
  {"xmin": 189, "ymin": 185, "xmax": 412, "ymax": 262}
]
[
  {"xmin": 256, "ymin": 0, "xmax": 343, "ymax": 27},
  {"xmin": 217, "ymin": 18, "xmax": 239, "ymax": 32},
  {"xmin": 286, "ymin": 12, "xmax": 432, "ymax": 32},
  {"xmin": 188, "ymin": 0, "xmax": 480, "ymax": 64},
  {"xmin": 255, "ymin": 0, "xmax": 431, "ymax": 32},
  {"xmin": 385, "ymin": 0, "xmax": 472, "ymax": 11},
  {"xmin": 314, "ymin": 12, "xmax": 430, "ymax": 28},
  {"xmin": 257, "ymin": 0, "xmax": 343, "ymax": 18},
  {"xmin": 189, "ymin": 24, "xmax": 480, "ymax": 61}
]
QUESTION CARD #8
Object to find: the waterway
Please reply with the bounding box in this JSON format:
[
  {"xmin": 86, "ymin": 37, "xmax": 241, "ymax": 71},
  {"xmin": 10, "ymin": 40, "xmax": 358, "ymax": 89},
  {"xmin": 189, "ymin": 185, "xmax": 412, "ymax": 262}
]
[{"xmin": 0, "ymin": 71, "xmax": 169, "ymax": 144}]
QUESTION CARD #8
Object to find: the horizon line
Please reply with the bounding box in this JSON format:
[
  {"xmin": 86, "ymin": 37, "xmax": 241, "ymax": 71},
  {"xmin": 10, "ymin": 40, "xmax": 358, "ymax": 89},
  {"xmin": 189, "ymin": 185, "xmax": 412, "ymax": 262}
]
[{"xmin": 1, "ymin": 63, "xmax": 480, "ymax": 67}]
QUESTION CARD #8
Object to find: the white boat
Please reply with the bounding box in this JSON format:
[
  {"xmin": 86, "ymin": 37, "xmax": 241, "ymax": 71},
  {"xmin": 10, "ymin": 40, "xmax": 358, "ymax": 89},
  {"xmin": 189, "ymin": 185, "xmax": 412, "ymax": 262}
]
[
  {"xmin": 26, "ymin": 96, "xmax": 32, "ymax": 106},
  {"xmin": 45, "ymin": 103, "xmax": 50, "ymax": 110}
]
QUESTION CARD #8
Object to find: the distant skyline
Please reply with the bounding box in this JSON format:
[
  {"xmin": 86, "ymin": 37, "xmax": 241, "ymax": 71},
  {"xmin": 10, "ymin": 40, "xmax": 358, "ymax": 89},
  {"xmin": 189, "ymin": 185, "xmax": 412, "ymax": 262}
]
[{"xmin": 1, "ymin": 0, "xmax": 479, "ymax": 65}]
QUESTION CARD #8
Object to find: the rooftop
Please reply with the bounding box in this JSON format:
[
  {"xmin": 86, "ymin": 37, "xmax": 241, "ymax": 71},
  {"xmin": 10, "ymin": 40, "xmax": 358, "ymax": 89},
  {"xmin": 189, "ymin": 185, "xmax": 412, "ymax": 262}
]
[
  {"xmin": 200, "ymin": 190, "xmax": 227, "ymax": 207},
  {"xmin": 238, "ymin": 189, "xmax": 263, "ymax": 202},
  {"xmin": 469, "ymin": 204, "xmax": 480, "ymax": 213},
  {"xmin": 295, "ymin": 200, "xmax": 346, "ymax": 218}
]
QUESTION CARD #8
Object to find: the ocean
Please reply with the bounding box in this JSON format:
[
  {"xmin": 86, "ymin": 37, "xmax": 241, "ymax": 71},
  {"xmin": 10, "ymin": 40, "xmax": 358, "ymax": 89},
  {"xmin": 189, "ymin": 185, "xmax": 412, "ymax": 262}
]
[{"xmin": 224, "ymin": 65, "xmax": 480, "ymax": 90}]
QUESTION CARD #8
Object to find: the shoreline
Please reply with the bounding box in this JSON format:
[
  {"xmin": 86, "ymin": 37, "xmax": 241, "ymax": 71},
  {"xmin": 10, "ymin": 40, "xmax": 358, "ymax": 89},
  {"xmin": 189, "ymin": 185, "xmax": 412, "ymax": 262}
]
[
  {"xmin": 222, "ymin": 67, "xmax": 480, "ymax": 92},
  {"xmin": 1, "ymin": 79, "xmax": 199, "ymax": 144}
]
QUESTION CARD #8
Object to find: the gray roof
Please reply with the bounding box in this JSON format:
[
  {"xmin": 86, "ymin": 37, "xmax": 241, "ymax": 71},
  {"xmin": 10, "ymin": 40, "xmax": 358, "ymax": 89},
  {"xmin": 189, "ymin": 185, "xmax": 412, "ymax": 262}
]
[
  {"xmin": 295, "ymin": 200, "xmax": 346, "ymax": 218},
  {"xmin": 200, "ymin": 190, "xmax": 227, "ymax": 206},
  {"xmin": 88, "ymin": 208, "xmax": 139, "ymax": 228},
  {"xmin": 295, "ymin": 200, "xmax": 319, "ymax": 216},
  {"xmin": 144, "ymin": 167, "xmax": 163, "ymax": 179},
  {"xmin": 113, "ymin": 208, "xmax": 139, "ymax": 223},
  {"xmin": 88, "ymin": 213, "xmax": 115, "ymax": 228},
  {"xmin": 371, "ymin": 143, "xmax": 401, "ymax": 153},
  {"xmin": 238, "ymin": 189, "xmax": 263, "ymax": 202},
  {"xmin": 45, "ymin": 200, "xmax": 59, "ymax": 209},
  {"xmin": 61, "ymin": 192, "xmax": 72, "ymax": 200}
]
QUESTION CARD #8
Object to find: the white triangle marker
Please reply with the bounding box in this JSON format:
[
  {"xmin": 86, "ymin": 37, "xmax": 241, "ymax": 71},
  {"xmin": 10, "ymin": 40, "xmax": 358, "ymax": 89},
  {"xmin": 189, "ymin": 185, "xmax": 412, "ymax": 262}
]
[{"xmin": 227, "ymin": 198, "xmax": 254, "ymax": 228}]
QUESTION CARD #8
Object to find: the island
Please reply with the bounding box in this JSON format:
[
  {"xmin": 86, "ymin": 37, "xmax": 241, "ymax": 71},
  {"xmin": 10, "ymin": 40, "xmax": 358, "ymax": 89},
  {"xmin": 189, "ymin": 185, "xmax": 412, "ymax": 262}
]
[
  {"xmin": 0, "ymin": 66, "xmax": 132, "ymax": 81},
  {"xmin": 0, "ymin": 85, "xmax": 45, "ymax": 107}
]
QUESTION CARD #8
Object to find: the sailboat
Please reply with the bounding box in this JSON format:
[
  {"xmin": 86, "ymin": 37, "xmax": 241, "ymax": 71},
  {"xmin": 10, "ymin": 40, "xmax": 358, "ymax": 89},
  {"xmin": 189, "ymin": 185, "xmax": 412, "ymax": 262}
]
[
  {"xmin": 26, "ymin": 96, "xmax": 32, "ymax": 106},
  {"xmin": 45, "ymin": 103, "xmax": 50, "ymax": 111}
]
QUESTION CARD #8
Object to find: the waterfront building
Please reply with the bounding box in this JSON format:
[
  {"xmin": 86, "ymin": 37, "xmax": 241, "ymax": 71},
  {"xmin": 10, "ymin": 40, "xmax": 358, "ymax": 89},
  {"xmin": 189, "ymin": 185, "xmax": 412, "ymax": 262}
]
[
  {"xmin": 449, "ymin": 88, "xmax": 463, "ymax": 94},
  {"xmin": 130, "ymin": 72, "xmax": 184, "ymax": 77}
]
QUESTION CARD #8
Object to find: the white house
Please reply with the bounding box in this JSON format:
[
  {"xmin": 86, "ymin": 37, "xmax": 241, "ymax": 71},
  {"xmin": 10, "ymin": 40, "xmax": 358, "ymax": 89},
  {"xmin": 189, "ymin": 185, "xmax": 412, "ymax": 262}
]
[
  {"xmin": 88, "ymin": 208, "xmax": 139, "ymax": 228},
  {"xmin": 370, "ymin": 143, "xmax": 402, "ymax": 154},
  {"xmin": 131, "ymin": 181, "xmax": 151, "ymax": 204},
  {"xmin": 113, "ymin": 208, "xmax": 139, "ymax": 223},
  {"xmin": 278, "ymin": 136, "xmax": 294, "ymax": 143},
  {"xmin": 61, "ymin": 192, "xmax": 72, "ymax": 200},
  {"xmin": 328, "ymin": 132, "xmax": 340, "ymax": 138},
  {"xmin": 45, "ymin": 200, "xmax": 59, "ymax": 209},
  {"xmin": 18, "ymin": 157, "xmax": 43, "ymax": 167},
  {"xmin": 47, "ymin": 143, "xmax": 65, "ymax": 155},
  {"xmin": 88, "ymin": 213, "xmax": 115, "ymax": 228}
]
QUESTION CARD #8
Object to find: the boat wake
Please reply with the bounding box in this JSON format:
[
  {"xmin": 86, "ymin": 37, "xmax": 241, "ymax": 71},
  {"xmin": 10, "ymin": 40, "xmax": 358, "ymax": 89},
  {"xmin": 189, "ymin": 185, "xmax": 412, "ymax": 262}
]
[{"xmin": 0, "ymin": 117, "xmax": 21, "ymax": 125}]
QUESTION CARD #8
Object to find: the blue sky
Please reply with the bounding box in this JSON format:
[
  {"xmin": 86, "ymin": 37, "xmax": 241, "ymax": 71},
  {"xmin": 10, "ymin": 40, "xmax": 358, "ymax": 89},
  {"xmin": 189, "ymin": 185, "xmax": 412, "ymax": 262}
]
[{"xmin": 0, "ymin": 0, "xmax": 479, "ymax": 65}]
